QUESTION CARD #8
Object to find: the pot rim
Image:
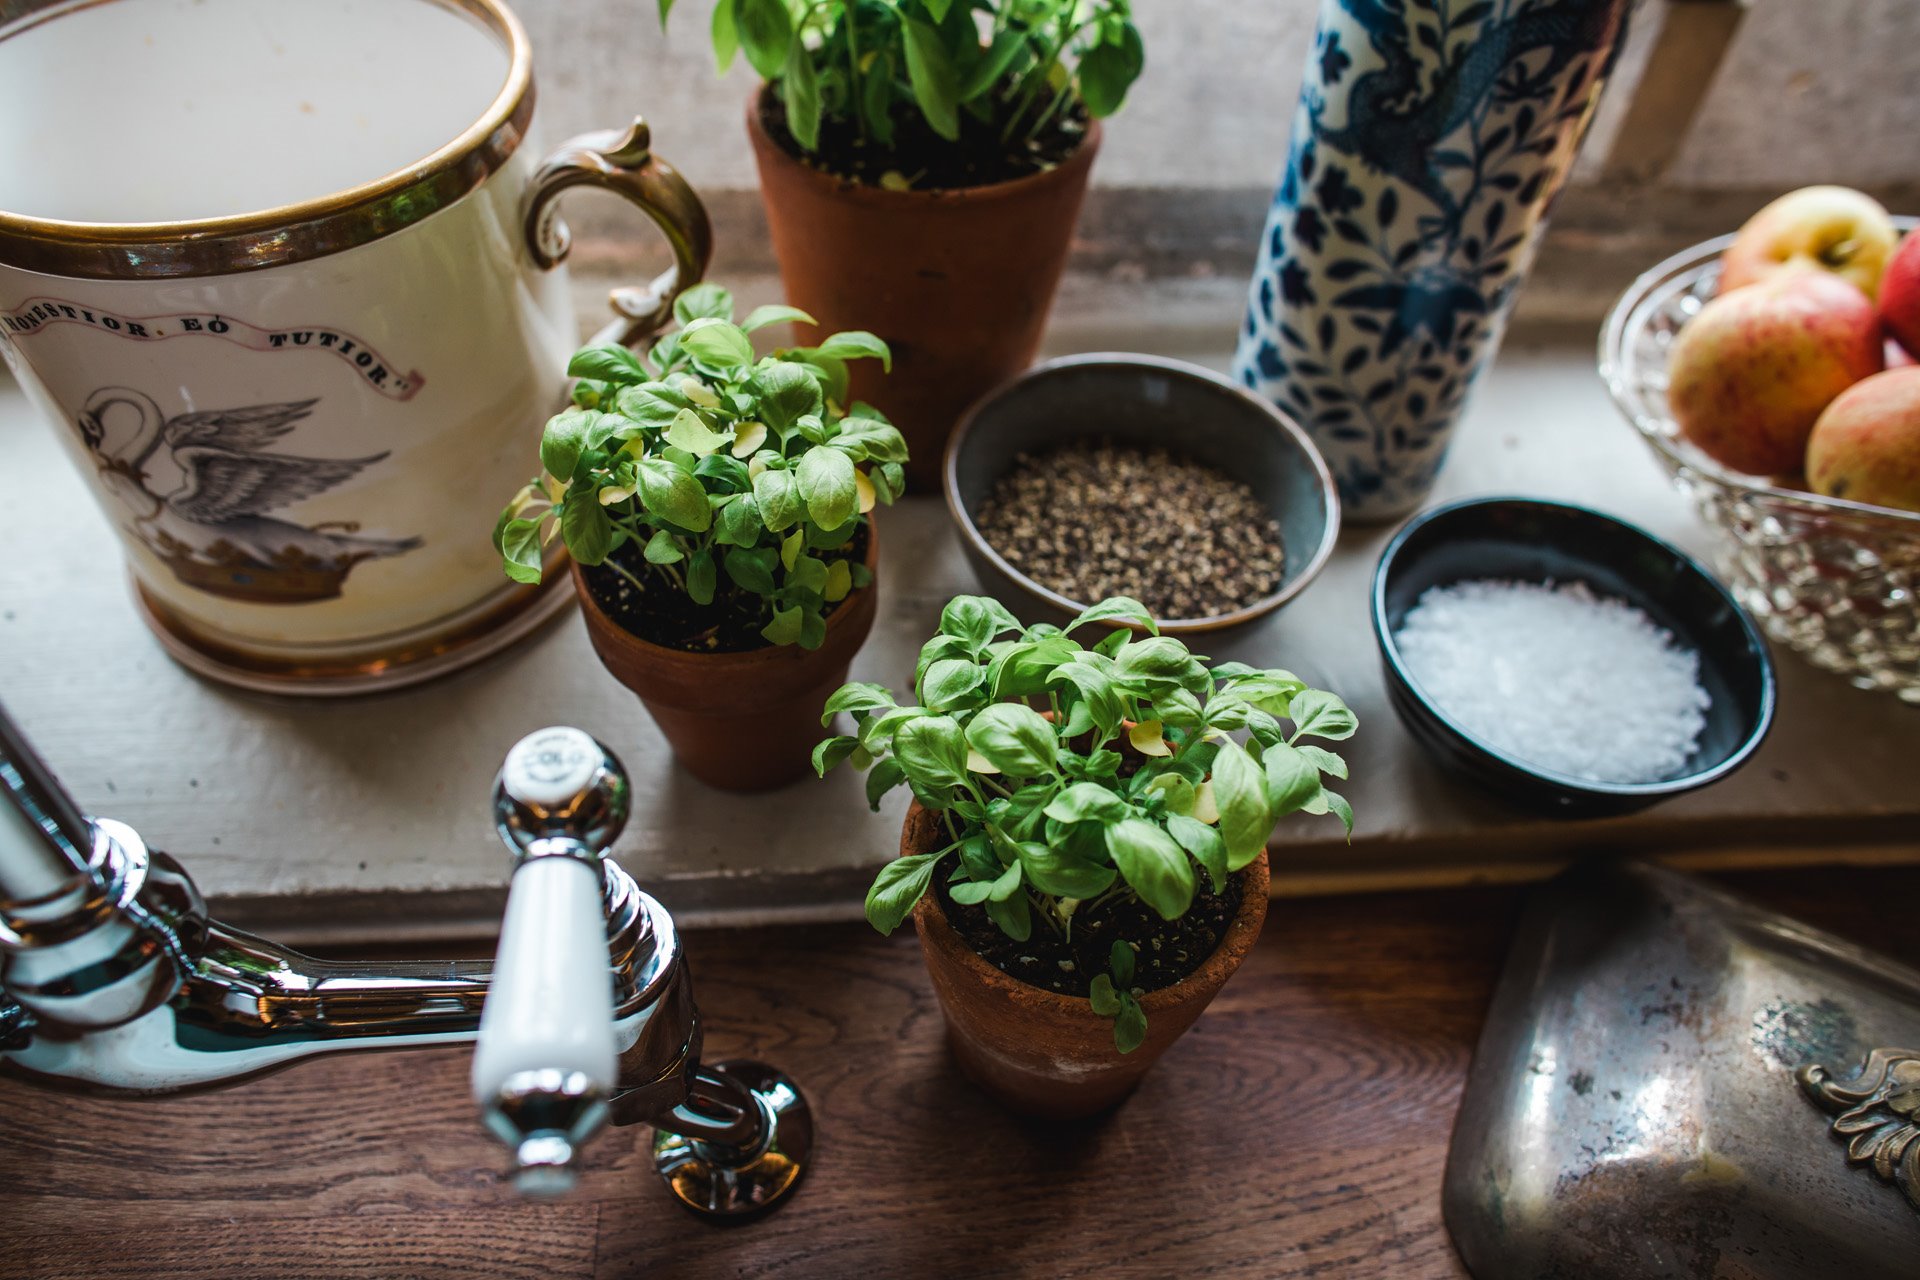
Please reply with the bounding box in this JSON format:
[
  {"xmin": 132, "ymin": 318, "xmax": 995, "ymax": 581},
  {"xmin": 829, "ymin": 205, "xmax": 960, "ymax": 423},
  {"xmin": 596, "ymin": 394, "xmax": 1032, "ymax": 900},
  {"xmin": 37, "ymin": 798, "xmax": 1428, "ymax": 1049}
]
[
  {"xmin": 0, "ymin": 0, "xmax": 535, "ymax": 280},
  {"xmin": 744, "ymin": 83, "xmax": 1103, "ymax": 205},
  {"xmin": 942, "ymin": 352, "xmax": 1343, "ymax": 634},
  {"xmin": 570, "ymin": 514, "xmax": 882, "ymax": 665},
  {"xmin": 909, "ymin": 804, "xmax": 1271, "ymax": 1017}
]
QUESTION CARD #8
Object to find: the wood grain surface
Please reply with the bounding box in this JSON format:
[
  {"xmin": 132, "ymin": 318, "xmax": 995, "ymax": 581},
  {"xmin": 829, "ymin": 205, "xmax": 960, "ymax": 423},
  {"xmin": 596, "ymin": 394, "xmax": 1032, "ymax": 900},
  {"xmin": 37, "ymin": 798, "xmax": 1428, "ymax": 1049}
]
[{"xmin": 4, "ymin": 867, "xmax": 1918, "ymax": 1280}]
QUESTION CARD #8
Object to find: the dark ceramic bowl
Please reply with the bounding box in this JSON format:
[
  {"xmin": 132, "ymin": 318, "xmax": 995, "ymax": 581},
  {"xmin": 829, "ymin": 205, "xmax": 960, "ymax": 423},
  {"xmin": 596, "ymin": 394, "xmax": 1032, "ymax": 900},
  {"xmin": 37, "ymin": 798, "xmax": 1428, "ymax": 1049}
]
[
  {"xmin": 1371, "ymin": 497, "xmax": 1776, "ymax": 817},
  {"xmin": 944, "ymin": 354, "xmax": 1340, "ymax": 633}
]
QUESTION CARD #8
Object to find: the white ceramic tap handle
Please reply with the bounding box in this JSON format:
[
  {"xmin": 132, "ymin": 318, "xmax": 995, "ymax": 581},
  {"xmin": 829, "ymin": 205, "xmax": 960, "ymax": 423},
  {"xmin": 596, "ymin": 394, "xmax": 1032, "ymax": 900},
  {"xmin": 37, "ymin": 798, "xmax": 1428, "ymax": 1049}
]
[
  {"xmin": 473, "ymin": 726, "xmax": 633, "ymax": 1195},
  {"xmin": 470, "ymin": 852, "xmax": 619, "ymax": 1104}
]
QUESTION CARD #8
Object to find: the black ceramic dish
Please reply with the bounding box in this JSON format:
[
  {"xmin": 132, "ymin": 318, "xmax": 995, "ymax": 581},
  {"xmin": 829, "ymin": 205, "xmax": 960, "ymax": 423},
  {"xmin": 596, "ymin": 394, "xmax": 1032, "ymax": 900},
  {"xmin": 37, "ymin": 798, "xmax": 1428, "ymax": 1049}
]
[
  {"xmin": 1371, "ymin": 497, "xmax": 1776, "ymax": 817},
  {"xmin": 944, "ymin": 353, "xmax": 1340, "ymax": 634}
]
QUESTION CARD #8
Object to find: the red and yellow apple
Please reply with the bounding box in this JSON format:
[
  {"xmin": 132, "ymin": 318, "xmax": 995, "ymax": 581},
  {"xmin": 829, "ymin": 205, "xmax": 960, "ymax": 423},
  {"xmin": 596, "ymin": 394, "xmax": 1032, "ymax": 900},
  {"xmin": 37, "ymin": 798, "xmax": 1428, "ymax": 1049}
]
[
  {"xmin": 1720, "ymin": 186, "xmax": 1899, "ymax": 300},
  {"xmin": 1877, "ymin": 231, "xmax": 1920, "ymax": 360},
  {"xmin": 1668, "ymin": 269, "xmax": 1884, "ymax": 477},
  {"xmin": 1806, "ymin": 366, "xmax": 1920, "ymax": 514}
]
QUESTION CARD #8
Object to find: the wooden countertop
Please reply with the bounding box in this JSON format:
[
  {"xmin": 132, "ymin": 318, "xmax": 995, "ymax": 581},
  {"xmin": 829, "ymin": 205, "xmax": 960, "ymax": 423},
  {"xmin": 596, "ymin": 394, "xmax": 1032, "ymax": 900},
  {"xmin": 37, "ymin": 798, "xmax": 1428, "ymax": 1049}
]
[{"xmin": 6, "ymin": 864, "xmax": 1917, "ymax": 1280}]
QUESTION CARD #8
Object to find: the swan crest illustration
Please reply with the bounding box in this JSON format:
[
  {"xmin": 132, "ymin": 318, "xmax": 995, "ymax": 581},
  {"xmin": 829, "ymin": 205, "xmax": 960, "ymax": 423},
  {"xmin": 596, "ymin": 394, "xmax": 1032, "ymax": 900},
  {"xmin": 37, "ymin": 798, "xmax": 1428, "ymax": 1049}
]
[
  {"xmin": 1799, "ymin": 1047, "xmax": 1920, "ymax": 1212},
  {"xmin": 76, "ymin": 386, "xmax": 422, "ymax": 605}
]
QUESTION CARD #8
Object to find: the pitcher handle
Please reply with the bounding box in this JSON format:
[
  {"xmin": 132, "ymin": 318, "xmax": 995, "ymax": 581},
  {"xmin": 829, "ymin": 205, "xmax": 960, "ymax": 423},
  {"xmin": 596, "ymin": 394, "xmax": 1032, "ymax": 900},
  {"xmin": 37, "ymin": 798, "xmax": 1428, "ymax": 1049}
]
[{"xmin": 522, "ymin": 117, "xmax": 713, "ymax": 350}]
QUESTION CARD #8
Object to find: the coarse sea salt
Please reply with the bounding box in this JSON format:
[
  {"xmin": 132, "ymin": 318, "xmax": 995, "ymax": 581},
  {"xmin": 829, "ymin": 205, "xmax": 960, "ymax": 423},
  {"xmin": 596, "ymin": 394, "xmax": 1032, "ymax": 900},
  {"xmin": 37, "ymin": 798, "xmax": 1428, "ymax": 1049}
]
[{"xmin": 1392, "ymin": 579, "xmax": 1712, "ymax": 785}]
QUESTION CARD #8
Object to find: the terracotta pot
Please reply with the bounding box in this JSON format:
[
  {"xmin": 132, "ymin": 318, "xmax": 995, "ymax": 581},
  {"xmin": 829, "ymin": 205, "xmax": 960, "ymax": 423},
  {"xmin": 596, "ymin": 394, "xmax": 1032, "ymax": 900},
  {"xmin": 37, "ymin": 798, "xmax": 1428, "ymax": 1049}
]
[
  {"xmin": 746, "ymin": 89, "xmax": 1101, "ymax": 492},
  {"xmin": 572, "ymin": 527, "xmax": 879, "ymax": 792},
  {"xmin": 904, "ymin": 802, "xmax": 1270, "ymax": 1120}
]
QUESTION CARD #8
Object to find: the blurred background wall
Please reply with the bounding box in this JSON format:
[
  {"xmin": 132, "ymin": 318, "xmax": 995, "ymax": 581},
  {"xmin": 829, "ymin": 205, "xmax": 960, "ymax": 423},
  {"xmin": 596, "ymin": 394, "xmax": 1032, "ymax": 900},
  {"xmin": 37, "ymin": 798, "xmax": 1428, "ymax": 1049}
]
[{"xmin": 513, "ymin": 0, "xmax": 1920, "ymax": 332}]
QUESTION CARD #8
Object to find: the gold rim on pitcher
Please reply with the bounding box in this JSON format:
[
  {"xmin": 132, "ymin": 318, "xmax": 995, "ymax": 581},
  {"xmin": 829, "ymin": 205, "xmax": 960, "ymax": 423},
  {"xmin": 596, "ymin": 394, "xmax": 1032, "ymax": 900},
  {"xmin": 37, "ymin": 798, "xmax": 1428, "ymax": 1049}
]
[{"xmin": 0, "ymin": 0, "xmax": 535, "ymax": 281}]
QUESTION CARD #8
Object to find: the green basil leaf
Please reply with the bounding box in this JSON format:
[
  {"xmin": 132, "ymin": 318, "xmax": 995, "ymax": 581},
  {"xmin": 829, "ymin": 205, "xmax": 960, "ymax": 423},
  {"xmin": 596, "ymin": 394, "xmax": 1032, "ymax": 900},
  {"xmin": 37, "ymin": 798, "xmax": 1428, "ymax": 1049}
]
[
  {"xmin": 762, "ymin": 603, "xmax": 803, "ymax": 646},
  {"xmin": 678, "ymin": 317, "xmax": 755, "ymax": 370},
  {"xmin": 1211, "ymin": 741, "xmax": 1272, "ymax": 872},
  {"xmin": 1143, "ymin": 772, "xmax": 1196, "ymax": 816},
  {"xmin": 754, "ymin": 362, "xmax": 826, "ymax": 435},
  {"xmin": 1109, "ymin": 938, "xmax": 1136, "ymax": 989},
  {"xmin": 671, "ymin": 281, "xmax": 733, "ymax": 325},
  {"xmin": 735, "ymin": 0, "xmax": 792, "ymax": 80},
  {"xmin": 781, "ymin": 32, "xmax": 821, "ymax": 149},
  {"xmin": 723, "ymin": 545, "xmax": 777, "ymax": 595},
  {"xmin": 811, "ymin": 734, "xmax": 859, "ymax": 777},
  {"xmin": 1044, "ymin": 782, "xmax": 1127, "ymax": 825},
  {"xmin": 864, "ymin": 757, "xmax": 907, "ymax": 811},
  {"xmin": 559, "ymin": 486, "xmax": 614, "ymax": 564},
  {"xmin": 983, "ymin": 890, "xmax": 1031, "ymax": 942},
  {"xmin": 636, "ymin": 458, "xmax": 712, "ymax": 531},
  {"xmin": 1114, "ymin": 636, "xmax": 1208, "ymax": 693},
  {"xmin": 495, "ymin": 515, "xmax": 545, "ymax": 585},
  {"xmin": 965, "ymin": 703, "xmax": 1057, "ymax": 777},
  {"xmin": 1017, "ymin": 841, "xmax": 1115, "ymax": 899},
  {"xmin": 1105, "ymin": 817, "xmax": 1195, "ymax": 921},
  {"xmin": 812, "ymin": 329, "xmax": 893, "ymax": 372},
  {"xmin": 859, "ymin": 706, "xmax": 928, "ymax": 751},
  {"xmin": 1289, "ymin": 688, "xmax": 1358, "ymax": 741},
  {"xmin": 684, "ymin": 550, "xmax": 716, "ymax": 605},
  {"xmin": 1263, "ymin": 739, "xmax": 1324, "ymax": 816},
  {"xmin": 921, "ymin": 658, "xmax": 987, "ymax": 712},
  {"xmin": 709, "ymin": 0, "xmax": 738, "ymax": 72},
  {"xmin": 1114, "ymin": 996, "xmax": 1148, "ymax": 1054},
  {"xmin": 797, "ymin": 445, "xmax": 858, "ymax": 530},
  {"xmin": 984, "ymin": 858, "xmax": 1023, "ymax": 902},
  {"xmin": 540, "ymin": 408, "xmax": 599, "ymax": 482},
  {"xmin": 714, "ymin": 493, "xmax": 763, "ymax": 547},
  {"xmin": 895, "ymin": 715, "xmax": 970, "ymax": 790},
  {"xmin": 959, "ymin": 26, "xmax": 1028, "ymax": 100},
  {"xmin": 1077, "ymin": 35, "xmax": 1141, "ymax": 118},
  {"xmin": 1048, "ymin": 664, "xmax": 1124, "ymax": 737},
  {"xmin": 643, "ymin": 528, "xmax": 684, "ymax": 564},
  {"xmin": 828, "ymin": 417, "xmax": 911, "ymax": 463},
  {"xmin": 664, "ymin": 408, "xmax": 732, "ymax": 455},
  {"xmin": 752, "ymin": 467, "xmax": 806, "ymax": 532},
  {"xmin": 1167, "ymin": 813, "xmax": 1227, "ymax": 894},
  {"xmin": 900, "ymin": 18, "xmax": 960, "ymax": 142},
  {"xmin": 614, "ymin": 381, "xmax": 691, "ymax": 429},
  {"xmin": 567, "ymin": 344, "xmax": 647, "ymax": 385},
  {"xmin": 822, "ymin": 681, "xmax": 896, "ymax": 725},
  {"xmin": 1325, "ymin": 790, "xmax": 1354, "ymax": 837},
  {"xmin": 1297, "ymin": 744, "xmax": 1348, "ymax": 780},
  {"xmin": 940, "ymin": 595, "xmax": 1021, "ymax": 652},
  {"xmin": 865, "ymin": 853, "xmax": 937, "ymax": 935},
  {"xmin": 740, "ymin": 303, "xmax": 816, "ymax": 333},
  {"xmin": 957, "ymin": 832, "xmax": 999, "ymax": 883},
  {"xmin": 1065, "ymin": 596, "xmax": 1159, "ymax": 636},
  {"xmin": 1089, "ymin": 973, "xmax": 1121, "ymax": 1017}
]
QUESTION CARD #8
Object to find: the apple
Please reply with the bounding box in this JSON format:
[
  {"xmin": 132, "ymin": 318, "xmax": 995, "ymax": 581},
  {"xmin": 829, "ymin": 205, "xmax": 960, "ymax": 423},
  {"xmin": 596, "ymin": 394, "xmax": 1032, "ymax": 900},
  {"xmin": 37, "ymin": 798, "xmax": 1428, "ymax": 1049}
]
[
  {"xmin": 1667, "ymin": 269, "xmax": 1884, "ymax": 477},
  {"xmin": 1806, "ymin": 366, "xmax": 1920, "ymax": 514},
  {"xmin": 1720, "ymin": 186, "xmax": 1899, "ymax": 300},
  {"xmin": 1878, "ymin": 231, "xmax": 1920, "ymax": 359}
]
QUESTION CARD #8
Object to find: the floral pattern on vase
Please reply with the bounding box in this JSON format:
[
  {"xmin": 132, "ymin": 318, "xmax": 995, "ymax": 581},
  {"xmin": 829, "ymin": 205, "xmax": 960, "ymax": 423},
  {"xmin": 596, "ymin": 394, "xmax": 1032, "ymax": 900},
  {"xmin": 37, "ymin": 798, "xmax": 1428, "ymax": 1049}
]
[{"xmin": 1233, "ymin": 0, "xmax": 1633, "ymax": 521}]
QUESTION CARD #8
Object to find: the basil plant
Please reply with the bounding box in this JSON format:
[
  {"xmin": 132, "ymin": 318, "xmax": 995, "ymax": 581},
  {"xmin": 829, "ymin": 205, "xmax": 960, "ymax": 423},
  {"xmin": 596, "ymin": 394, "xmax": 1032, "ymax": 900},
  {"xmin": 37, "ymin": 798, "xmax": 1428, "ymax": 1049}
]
[
  {"xmin": 495, "ymin": 284, "xmax": 907, "ymax": 649},
  {"xmin": 814, "ymin": 595, "xmax": 1357, "ymax": 1050},
  {"xmin": 661, "ymin": 0, "xmax": 1144, "ymax": 156}
]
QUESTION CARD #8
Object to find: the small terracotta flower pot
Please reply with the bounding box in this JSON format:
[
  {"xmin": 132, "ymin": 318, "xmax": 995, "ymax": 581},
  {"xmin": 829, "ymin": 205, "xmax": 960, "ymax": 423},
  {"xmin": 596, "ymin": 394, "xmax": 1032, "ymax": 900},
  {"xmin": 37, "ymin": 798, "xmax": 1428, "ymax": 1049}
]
[
  {"xmin": 746, "ymin": 88, "xmax": 1101, "ymax": 492},
  {"xmin": 571, "ymin": 528, "xmax": 879, "ymax": 792},
  {"xmin": 904, "ymin": 802, "xmax": 1270, "ymax": 1120}
]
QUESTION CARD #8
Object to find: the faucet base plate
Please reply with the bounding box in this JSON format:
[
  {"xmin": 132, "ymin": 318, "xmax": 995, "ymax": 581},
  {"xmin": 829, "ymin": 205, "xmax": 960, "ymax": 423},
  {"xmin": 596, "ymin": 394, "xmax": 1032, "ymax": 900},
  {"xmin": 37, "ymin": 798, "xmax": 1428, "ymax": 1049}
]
[{"xmin": 652, "ymin": 1059, "xmax": 810, "ymax": 1219}]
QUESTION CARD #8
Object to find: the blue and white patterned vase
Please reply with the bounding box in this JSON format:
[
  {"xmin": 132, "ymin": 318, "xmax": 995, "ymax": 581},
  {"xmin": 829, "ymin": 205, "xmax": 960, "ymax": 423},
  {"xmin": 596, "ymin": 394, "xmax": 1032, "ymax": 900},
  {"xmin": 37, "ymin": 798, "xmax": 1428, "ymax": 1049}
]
[{"xmin": 1234, "ymin": 0, "xmax": 1633, "ymax": 521}]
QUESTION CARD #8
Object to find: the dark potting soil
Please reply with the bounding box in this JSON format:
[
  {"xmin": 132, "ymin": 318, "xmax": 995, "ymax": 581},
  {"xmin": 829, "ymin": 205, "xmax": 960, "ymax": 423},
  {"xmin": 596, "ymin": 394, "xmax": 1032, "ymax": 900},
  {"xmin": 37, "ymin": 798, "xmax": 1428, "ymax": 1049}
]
[
  {"xmin": 581, "ymin": 524, "xmax": 867, "ymax": 654},
  {"xmin": 936, "ymin": 865, "xmax": 1247, "ymax": 1000},
  {"xmin": 763, "ymin": 89, "xmax": 1089, "ymax": 191}
]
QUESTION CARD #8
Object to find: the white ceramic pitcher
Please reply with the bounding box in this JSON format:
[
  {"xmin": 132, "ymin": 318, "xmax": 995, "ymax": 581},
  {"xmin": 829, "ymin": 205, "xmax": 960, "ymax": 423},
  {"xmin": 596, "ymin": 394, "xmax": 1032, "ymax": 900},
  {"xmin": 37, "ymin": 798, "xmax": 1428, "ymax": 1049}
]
[{"xmin": 0, "ymin": 0, "xmax": 710, "ymax": 693}]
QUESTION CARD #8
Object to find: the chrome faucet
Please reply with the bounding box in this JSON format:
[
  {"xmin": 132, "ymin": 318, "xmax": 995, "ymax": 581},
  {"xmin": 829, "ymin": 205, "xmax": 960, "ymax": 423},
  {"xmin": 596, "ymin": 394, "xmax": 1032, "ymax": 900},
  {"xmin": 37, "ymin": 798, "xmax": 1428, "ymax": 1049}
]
[{"xmin": 0, "ymin": 705, "xmax": 810, "ymax": 1216}]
